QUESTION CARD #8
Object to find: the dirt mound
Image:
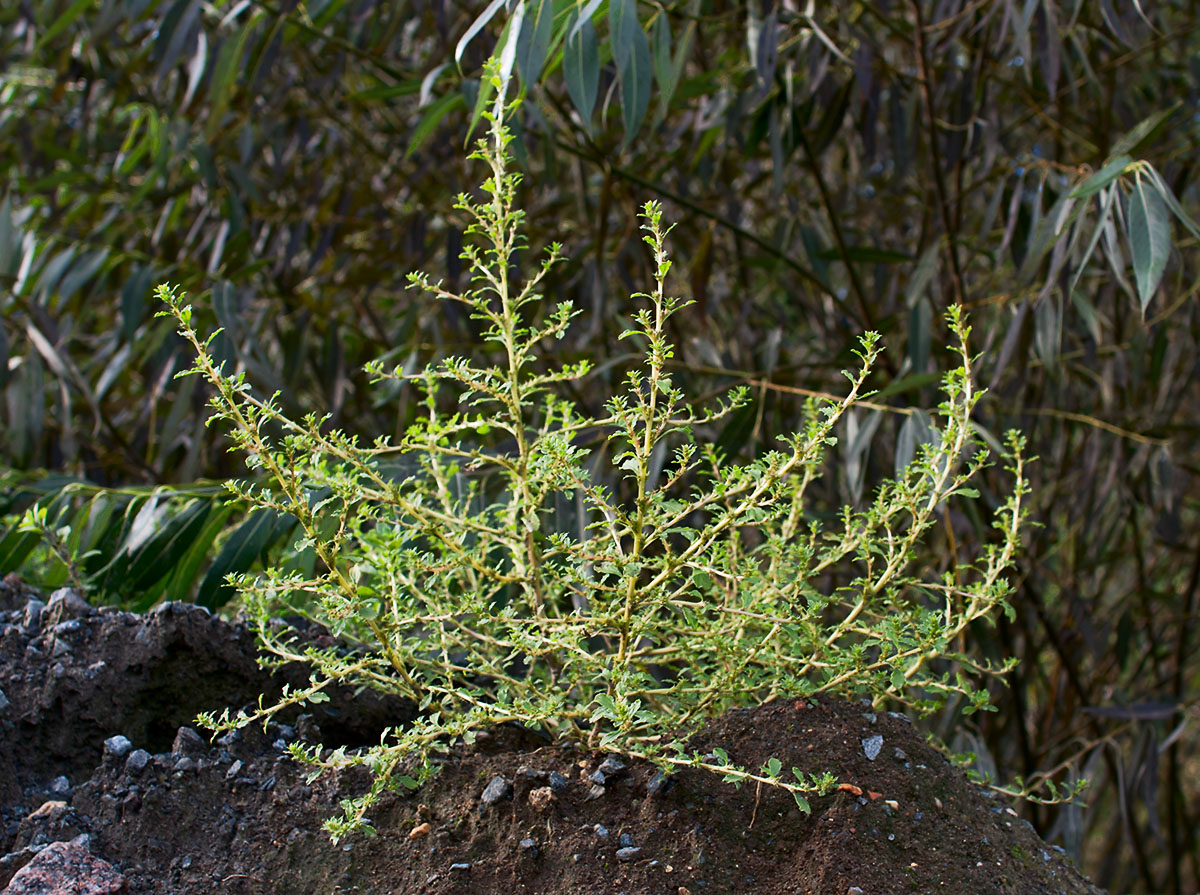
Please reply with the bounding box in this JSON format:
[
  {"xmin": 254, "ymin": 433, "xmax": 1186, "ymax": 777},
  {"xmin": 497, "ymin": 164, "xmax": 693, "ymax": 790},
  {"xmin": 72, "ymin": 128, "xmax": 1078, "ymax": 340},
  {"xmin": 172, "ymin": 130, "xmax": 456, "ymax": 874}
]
[{"xmin": 0, "ymin": 577, "xmax": 1103, "ymax": 894}]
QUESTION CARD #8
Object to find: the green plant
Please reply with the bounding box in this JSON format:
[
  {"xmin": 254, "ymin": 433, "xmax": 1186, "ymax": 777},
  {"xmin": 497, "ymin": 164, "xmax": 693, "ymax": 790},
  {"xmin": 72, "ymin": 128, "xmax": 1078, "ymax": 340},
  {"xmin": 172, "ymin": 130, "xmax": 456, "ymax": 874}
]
[{"xmin": 161, "ymin": 67, "xmax": 1028, "ymax": 841}]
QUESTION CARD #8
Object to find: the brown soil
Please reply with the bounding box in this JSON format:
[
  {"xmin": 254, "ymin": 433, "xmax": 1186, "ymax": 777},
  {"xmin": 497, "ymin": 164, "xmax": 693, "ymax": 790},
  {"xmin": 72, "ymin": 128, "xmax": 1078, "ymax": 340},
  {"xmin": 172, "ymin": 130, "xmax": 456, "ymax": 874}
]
[{"xmin": 0, "ymin": 577, "xmax": 1105, "ymax": 895}]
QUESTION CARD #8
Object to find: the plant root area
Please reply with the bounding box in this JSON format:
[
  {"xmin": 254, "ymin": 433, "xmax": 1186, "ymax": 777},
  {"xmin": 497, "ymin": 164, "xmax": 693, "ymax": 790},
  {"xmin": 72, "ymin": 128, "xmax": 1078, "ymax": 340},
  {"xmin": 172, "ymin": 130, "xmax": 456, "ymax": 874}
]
[{"xmin": 0, "ymin": 578, "xmax": 1104, "ymax": 895}]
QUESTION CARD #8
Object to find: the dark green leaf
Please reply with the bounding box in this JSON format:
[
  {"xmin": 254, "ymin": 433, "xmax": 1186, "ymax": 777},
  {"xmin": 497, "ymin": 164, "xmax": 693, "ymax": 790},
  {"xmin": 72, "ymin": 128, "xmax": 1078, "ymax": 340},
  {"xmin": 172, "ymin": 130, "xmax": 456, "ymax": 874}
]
[
  {"xmin": 1069, "ymin": 155, "xmax": 1131, "ymax": 199},
  {"xmin": 197, "ymin": 509, "xmax": 296, "ymax": 609},
  {"xmin": 1126, "ymin": 174, "xmax": 1170, "ymax": 313},
  {"xmin": 909, "ymin": 297, "xmax": 931, "ymax": 374},
  {"xmin": 616, "ymin": 15, "xmax": 652, "ymax": 142},
  {"xmin": 515, "ymin": 0, "xmax": 554, "ymax": 88},
  {"xmin": 563, "ymin": 12, "xmax": 599, "ymax": 127},
  {"xmin": 815, "ymin": 246, "xmax": 911, "ymax": 264},
  {"xmin": 1108, "ymin": 103, "xmax": 1181, "ymax": 159},
  {"xmin": 34, "ymin": 0, "xmax": 96, "ymax": 52},
  {"xmin": 895, "ymin": 410, "xmax": 936, "ymax": 477},
  {"xmin": 406, "ymin": 92, "xmax": 467, "ymax": 160}
]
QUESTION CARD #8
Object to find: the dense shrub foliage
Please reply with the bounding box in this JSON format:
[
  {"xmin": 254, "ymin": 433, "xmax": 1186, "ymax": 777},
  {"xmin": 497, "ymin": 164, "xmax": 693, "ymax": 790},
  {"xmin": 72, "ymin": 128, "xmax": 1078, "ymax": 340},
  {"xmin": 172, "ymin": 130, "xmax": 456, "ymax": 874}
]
[{"xmin": 166, "ymin": 85, "xmax": 1030, "ymax": 836}]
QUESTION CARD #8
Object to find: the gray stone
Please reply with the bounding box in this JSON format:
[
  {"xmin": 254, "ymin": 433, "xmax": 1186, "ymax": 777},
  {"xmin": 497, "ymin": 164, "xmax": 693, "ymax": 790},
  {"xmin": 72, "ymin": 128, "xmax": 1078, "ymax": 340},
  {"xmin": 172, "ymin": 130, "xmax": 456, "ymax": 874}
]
[
  {"xmin": 48, "ymin": 776, "xmax": 71, "ymax": 795},
  {"xmin": 103, "ymin": 735, "xmax": 133, "ymax": 759},
  {"xmin": 21, "ymin": 599, "xmax": 44, "ymax": 633},
  {"xmin": 479, "ymin": 775, "xmax": 512, "ymax": 807},
  {"xmin": 647, "ymin": 771, "xmax": 673, "ymax": 796},
  {"xmin": 862, "ymin": 734, "xmax": 884, "ymax": 761},
  {"xmin": 548, "ymin": 771, "xmax": 568, "ymax": 792},
  {"xmin": 597, "ymin": 756, "xmax": 628, "ymax": 778},
  {"xmin": 172, "ymin": 726, "xmax": 206, "ymax": 756},
  {"xmin": 616, "ymin": 846, "xmax": 642, "ymax": 862},
  {"xmin": 125, "ymin": 749, "xmax": 150, "ymax": 774},
  {"xmin": 618, "ymin": 832, "xmax": 635, "ymax": 848},
  {"xmin": 46, "ymin": 588, "xmax": 91, "ymax": 621}
]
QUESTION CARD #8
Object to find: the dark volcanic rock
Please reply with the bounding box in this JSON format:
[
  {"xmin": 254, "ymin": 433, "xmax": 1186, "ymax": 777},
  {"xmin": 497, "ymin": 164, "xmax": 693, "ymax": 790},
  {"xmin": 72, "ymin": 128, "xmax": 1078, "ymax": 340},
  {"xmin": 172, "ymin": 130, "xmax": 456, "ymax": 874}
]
[{"xmin": 0, "ymin": 576, "xmax": 1106, "ymax": 895}]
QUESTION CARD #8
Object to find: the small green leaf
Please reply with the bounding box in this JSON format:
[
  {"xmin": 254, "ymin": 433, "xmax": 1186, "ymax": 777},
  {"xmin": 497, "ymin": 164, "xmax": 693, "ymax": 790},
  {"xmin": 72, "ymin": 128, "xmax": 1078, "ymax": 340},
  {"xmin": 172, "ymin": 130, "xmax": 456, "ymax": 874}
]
[{"xmin": 793, "ymin": 792, "xmax": 811, "ymax": 814}]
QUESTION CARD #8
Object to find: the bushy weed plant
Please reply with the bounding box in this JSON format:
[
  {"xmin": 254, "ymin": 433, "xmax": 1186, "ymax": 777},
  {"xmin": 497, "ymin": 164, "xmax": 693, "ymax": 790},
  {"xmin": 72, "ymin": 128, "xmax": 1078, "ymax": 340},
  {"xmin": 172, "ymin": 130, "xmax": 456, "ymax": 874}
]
[{"xmin": 160, "ymin": 71, "xmax": 1028, "ymax": 840}]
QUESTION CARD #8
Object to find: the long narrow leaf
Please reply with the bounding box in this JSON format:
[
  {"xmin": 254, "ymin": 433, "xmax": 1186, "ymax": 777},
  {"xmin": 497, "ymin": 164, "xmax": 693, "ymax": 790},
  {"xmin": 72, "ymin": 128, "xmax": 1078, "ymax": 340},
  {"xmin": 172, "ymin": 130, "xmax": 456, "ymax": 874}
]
[
  {"xmin": 564, "ymin": 12, "xmax": 599, "ymax": 127},
  {"xmin": 455, "ymin": 0, "xmax": 506, "ymax": 68},
  {"xmin": 197, "ymin": 508, "xmax": 296, "ymax": 609},
  {"xmin": 1069, "ymin": 154, "xmax": 1131, "ymax": 199},
  {"xmin": 1126, "ymin": 173, "xmax": 1171, "ymax": 314},
  {"xmin": 516, "ymin": 0, "xmax": 554, "ymax": 88}
]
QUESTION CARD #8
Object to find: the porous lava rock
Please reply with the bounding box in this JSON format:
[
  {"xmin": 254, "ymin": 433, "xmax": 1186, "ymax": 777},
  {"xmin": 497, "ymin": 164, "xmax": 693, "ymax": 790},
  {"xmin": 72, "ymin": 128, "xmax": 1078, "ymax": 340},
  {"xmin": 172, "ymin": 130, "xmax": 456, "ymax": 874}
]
[{"xmin": 0, "ymin": 576, "xmax": 1105, "ymax": 894}]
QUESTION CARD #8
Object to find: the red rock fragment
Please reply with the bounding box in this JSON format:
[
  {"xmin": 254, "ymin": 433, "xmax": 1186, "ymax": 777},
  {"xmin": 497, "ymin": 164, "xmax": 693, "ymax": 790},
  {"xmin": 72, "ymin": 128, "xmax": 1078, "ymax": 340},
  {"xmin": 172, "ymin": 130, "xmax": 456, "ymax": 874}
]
[{"xmin": 3, "ymin": 839, "xmax": 126, "ymax": 894}]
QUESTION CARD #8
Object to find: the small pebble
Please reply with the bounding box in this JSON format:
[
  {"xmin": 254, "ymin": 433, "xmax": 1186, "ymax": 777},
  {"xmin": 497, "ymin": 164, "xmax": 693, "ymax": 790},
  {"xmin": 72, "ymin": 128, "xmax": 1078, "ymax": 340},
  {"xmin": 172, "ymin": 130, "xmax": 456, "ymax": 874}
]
[
  {"xmin": 22, "ymin": 599, "xmax": 45, "ymax": 631},
  {"xmin": 589, "ymin": 770, "xmax": 607, "ymax": 785},
  {"xmin": 647, "ymin": 771, "xmax": 673, "ymax": 796},
  {"xmin": 449, "ymin": 862, "xmax": 470, "ymax": 872},
  {"xmin": 597, "ymin": 756, "xmax": 628, "ymax": 778},
  {"xmin": 47, "ymin": 588, "xmax": 90, "ymax": 618},
  {"xmin": 104, "ymin": 735, "xmax": 133, "ymax": 759},
  {"xmin": 594, "ymin": 824, "xmax": 609, "ymax": 839},
  {"xmin": 528, "ymin": 786, "xmax": 554, "ymax": 811},
  {"xmin": 225, "ymin": 760, "xmax": 243, "ymax": 780},
  {"xmin": 585, "ymin": 783, "xmax": 606, "ymax": 801},
  {"xmin": 616, "ymin": 846, "xmax": 642, "ymax": 862},
  {"xmin": 519, "ymin": 837, "xmax": 537, "ymax": 857},
  {"xmin": 125, "ymin": 749, "xmax": 151, "ymax": 774},
  {"xmin": 862, "ymin": 735, "xmax": 884, "ymax": 761},
  {"xmin": 172, "ymin": 726, "xmax": 206, "ymax": 756},
  {"xmin": 48, "ymin": 776, "xmax": 71, "ymax": 794},
  {"xmin": 848, "ymin": 888, "xmax": 864, "ymax": 895},
  {"xmin": 618, "ymin": 832, "xmax": 635, "ymax": 848},
  {"xmin": 409, "ymin": 822, "xmax": 431, "ymax": 839},
  {"xmin": 548, "ymin": 771, "xmax": 568, "ymax": 792},
  {"xmin": 480, "ymin": 775, "xmax": 513, "ymax": 807}
]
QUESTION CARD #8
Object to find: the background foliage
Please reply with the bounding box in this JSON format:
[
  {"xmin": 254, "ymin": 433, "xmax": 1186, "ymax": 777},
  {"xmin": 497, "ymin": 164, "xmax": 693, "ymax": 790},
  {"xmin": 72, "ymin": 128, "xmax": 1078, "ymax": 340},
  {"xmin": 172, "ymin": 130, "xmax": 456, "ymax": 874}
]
[{"xmin": 1, "ymin": 0, "xmax": 1198, "ymax": 890}]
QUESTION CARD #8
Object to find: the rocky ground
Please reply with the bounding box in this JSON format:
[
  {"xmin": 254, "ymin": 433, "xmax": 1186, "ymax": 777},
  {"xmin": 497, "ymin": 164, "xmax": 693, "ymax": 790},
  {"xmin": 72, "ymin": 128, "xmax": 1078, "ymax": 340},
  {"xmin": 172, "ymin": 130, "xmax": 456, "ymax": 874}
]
[{"xmin": 0, "ymin": 576, "xmax": 1105, "ymax": 894}]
